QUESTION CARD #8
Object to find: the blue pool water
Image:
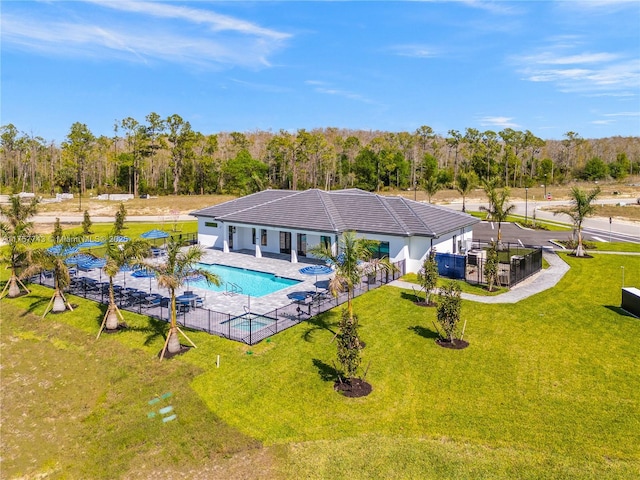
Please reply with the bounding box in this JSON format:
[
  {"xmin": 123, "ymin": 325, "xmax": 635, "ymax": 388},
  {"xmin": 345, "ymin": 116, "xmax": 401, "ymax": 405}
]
[
  {"xmin": 191, "ymin": 263, "xmax": 300, "ymax": 297},
  {"xmin": 221, "ymin": 313, "xmax": 277, "ymax": 332}
]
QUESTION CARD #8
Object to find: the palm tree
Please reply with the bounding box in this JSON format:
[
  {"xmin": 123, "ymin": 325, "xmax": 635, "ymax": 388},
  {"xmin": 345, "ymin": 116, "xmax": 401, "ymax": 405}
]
[
  {"xmin": 0, "ymin": 195, "xmax": 39, "ymax": 299},
  {"xmin": 560, "ymin": 186, "xmax": 601, "ymax": 257},
  {"xmin": 480, "ymin": 186, "xmax": 515, "ymax": 249},
  {"xmin": 423, "ymin": 176, "xmax": 441, "ymax": 203},
  {"xmin": 32, "ymin": 244, "xmax": 77, "ymax": 316},
  {"xmin": 142, "ymin": 238, "xmax": 221, "ymax": 360},
  {"xmin": 97, "ymin": 231, "xmax": 150, "ymax": 338},
  {"xmin": 455, "ymin": 172, "xmax": 476, "ymax": 213}
]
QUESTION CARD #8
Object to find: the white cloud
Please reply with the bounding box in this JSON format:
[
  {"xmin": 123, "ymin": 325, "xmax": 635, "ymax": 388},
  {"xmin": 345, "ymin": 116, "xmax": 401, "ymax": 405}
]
[
  {"xmin": 479, "ymin": 116, "xmax": 520, "ymax": 129},
  {"xmin": 603, "ymin": 112, "xmax": 640, "ymax": 117},
  {"xmin": 388, "ymin": 44, "xmax": 440, "ymax": 58},
  {"xmin": 513, "ymin": 39, "xmax": 640, "ymax": 95},
  {"xmin": 314, "ymin": 87, "xmax": 373, "ymax": 104},
  {"xmin": 1, "ymin": 2, "xmax": 290, "ymax": 69}
]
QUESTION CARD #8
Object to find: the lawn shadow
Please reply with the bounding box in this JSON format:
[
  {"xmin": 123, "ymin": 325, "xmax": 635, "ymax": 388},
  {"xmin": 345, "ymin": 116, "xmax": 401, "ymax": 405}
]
[
  {"xmin": 20, "ymin": 294, "xmax": 52, "ymax": 317},
  {"xmin": 312, "ymin": 358, "xmax": 340, "ymax": 382},
  {"xmin": 604, "ymin": 305, "xmax": 639, "ymax": 318},
  {"xmin": 400, "ymin": 290, "xmax": 424, "ymax": 303},
  {"xmin": 302, "ymin": 313, "xmax": 337, "ymax": 343},
  {"xmin": 408, "ymin": 325, "xmax": 439, "ymax": 340}
]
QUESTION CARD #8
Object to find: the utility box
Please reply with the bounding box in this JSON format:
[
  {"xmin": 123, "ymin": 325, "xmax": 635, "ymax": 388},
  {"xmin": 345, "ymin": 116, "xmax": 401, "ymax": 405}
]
[{"xmin": 621, "ymin": 287, "xmax": 640, "ymax": 318}]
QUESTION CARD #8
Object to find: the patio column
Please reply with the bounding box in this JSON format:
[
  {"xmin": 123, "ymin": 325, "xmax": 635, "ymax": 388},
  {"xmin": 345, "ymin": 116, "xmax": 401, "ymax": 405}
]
[
  {"xmin": 291, "ymin": 234, "xmax": 298, "ymax": 263},
  {"xmin": 255, "ymin": 244, "xmax": 262, "ymax": 258},
  {"xmin": 223, "ymin": 240, "xmax": 229, "ymax": 253}
]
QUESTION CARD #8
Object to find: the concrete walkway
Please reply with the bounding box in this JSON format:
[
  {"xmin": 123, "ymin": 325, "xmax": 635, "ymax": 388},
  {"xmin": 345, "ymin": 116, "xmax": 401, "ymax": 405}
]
[{"xmin": 389, "ymin": 250, "xmax": 570, "ymax": 304}]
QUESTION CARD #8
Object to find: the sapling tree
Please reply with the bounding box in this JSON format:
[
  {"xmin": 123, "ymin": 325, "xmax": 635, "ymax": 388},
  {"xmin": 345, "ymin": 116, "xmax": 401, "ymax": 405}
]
[
  {"xmin": 417, "ymin": 249, "xmax": 439, "ymax": 304},
  {"xmin": 82, "ymin": 210, "xmax": 93, "ymax": 235},
  {"xmin": 114, "ymin": 202, "xmax": 127, "ymax": 234},
  {"xmin": 483, "ymin": 243, "xmax": 499, "ymax": 292},
  {"xmin": 52, "ymin": 218, "xmax": 63, "ymax": 245},
  {"xmin": 336, "ymin": 310, "xmax": 362, "ymax": 380},
  {"xmin": 436, "ymin": 281, "xmax": 462, "ymax": 343}
]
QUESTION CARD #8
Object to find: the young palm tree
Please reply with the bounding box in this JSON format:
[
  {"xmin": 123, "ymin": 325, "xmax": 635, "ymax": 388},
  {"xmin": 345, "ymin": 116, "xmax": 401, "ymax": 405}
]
[
  {"xmin": 480, "ymin": 186, "xmax": 515, "ymax": 249},
  {"xmin": 455, "ymin": 171, "xmax": 476, "ymax": 213},
  {"xmin": 560, "ymin": 186, "xmax": 601, "ymax": 257},
  {"xmin": 32, "ymin": 244, "xmax": 77, "ymax": 316},
  {"xmin": 97, "ymin": 232, "xmax": 150, "ymax": 338},
  {"xmin": 423, "ymin": 176, "xmax": 441, "ymax": 203},
  {"xmin": 143, "ymin": 238, "xmax": 221, "ymax": 360},
  {"xmin": 0, "ymin": 195, "xmax": 39, "ymax": 299}
]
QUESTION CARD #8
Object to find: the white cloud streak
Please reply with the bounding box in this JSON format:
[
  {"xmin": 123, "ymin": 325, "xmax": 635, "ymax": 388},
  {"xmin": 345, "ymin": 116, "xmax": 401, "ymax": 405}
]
[
  {"xmin": 479, "ymin": 116, "xmax": 520, "ymax": 129},
  {"xmin": 1, "ymin": 1, "xmax": 291, "ymax": 69},
  {"xmin": 513, "ymin": 39, "xmax": 640, "ymax": 95}
]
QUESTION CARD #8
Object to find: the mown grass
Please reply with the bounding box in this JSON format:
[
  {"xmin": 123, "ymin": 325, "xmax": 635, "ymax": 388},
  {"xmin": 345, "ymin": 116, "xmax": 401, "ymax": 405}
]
[
  {"xmin": 400, "ymin": 273, "xmax": 509, "ymax": 296},
  {"xmin": 2, "ymin": 253, "xmax": 640, "ymax": 479}
]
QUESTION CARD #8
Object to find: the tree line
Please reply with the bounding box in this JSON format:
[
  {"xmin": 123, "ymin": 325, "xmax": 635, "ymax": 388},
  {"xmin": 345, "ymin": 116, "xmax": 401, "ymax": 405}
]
[{"xmin": 2, "ymin": 115, "xmax": 639, "ymax": 197}]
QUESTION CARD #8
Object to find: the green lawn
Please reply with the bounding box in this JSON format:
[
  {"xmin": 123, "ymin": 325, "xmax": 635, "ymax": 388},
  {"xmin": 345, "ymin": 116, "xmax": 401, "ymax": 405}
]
[{"xmin": 1, "ymin": 253, "xmax": 639, "ymax": 479}]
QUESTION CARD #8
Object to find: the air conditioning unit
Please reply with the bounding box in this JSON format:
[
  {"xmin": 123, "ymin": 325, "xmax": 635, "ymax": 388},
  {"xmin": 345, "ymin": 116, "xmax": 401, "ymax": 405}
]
[{"xmin": 467, "ymin": 249, "xmax": 486, "ymax": 266}]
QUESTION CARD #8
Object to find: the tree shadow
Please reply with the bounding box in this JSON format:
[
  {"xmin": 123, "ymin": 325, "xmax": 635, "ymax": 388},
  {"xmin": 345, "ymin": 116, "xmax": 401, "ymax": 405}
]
[
  {"xmin": 302, "ymin": 313, "xmax": 337, "ymax": 343},
  {"xmin": 400, "ymin": 291, "xmax": 424, "ymax": 303},
  {"xmin": 604, "ymin": 305, "xmax": 638, "ymax": 318},
  {"xmin": 408, "ymin": 325, "xmax": 439, "ymax": 340},
  {"xmin": 312, "ymin": 358, "xmax": 340, "ymax": 382}
]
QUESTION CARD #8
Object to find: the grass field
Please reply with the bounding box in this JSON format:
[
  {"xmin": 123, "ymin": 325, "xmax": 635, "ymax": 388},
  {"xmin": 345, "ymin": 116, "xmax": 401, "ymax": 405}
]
[{"xmin": 1, "ymin": 252, "xmax": 640, "ymax": 479}]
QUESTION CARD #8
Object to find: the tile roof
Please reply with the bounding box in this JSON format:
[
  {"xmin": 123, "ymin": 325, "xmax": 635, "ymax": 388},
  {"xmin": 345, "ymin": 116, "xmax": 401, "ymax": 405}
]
[{"xmin": 191, "ymin": 188, "xmax": 479, "ymax": 238}]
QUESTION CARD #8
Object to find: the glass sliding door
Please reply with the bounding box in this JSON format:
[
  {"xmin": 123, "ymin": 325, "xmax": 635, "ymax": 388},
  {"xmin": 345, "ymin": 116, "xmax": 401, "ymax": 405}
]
[
  {"xmin": 297, "ymin": 233, "xmax": 307, "ymax": 257},
  {"xmin": 279, "ymin": 231, "xmax": 291, "ymax": 254}
]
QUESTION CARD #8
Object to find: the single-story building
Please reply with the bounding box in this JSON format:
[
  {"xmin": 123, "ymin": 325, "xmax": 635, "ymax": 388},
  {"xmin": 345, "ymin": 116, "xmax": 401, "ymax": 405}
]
[{"xmin": 191, "ymin": 188, "xmax": 480, "ymax": 273}]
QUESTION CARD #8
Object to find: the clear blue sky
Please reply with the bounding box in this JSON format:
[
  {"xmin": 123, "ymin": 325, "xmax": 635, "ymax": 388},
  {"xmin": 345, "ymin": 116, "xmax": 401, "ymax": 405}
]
[{"xmin": 2, "ymin": 0, "xmax": 639, "ymax": 144}]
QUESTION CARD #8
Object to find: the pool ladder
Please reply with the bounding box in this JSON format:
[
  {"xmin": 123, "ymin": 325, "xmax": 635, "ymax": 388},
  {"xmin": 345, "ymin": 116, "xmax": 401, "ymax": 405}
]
[{"xmin": 224, "ymin": 282, "xmax": 243, "ymax": 296}]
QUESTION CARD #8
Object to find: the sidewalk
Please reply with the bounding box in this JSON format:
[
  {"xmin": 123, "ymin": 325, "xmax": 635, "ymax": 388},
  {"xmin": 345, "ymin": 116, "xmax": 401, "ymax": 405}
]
[{"xmin": 389, "ymin": 250, "xmax": 570, "ymax": 304}]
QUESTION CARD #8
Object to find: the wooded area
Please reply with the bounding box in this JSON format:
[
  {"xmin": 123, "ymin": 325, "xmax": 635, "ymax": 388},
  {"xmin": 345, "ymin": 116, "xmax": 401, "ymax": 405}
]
[{"xmin": 2, "ymin": 115, "xmax": 639, "ymax": 197}]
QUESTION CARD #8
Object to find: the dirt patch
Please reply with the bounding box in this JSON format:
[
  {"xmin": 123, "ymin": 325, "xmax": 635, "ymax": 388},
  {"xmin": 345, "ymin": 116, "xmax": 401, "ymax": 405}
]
[
  {"xmin": 436, "ymin": 338, "xmax": 469, "ymax": 350},
  {"xmin": 414, "ymin": 301, "xmax": 436, "ymax": 307},
  {"xmin": 103, "ymin": 322, "xmax": 128, "ymax": 334},
  {"xmin": 158, "ymin": 344, "xmax": 193, "ymax": 360},
  {"xmin": 334, "ymin": 378, "xmax": 372, "ymax": 397}
]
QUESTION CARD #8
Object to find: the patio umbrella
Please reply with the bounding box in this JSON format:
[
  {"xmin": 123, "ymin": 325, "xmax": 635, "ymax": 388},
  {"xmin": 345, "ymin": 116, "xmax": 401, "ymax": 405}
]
[
  {"xmin": 65, "ymin": 253, "xmax": 93, "ymax": 266},
  {"xmin": 78, "ymin": 257, "xmax": 107, "ymax": 270},
  {"xmin": 47, "ymin": 245, "xmax": 79, "ymax": 255},
  {"xmin": 77, "ymin": 240, "xmax": 104, "ymax": 249},
  {"xmin": 299, "ymin": 265, "xmax": 333, "ymax": 293},
  {"xmin": 140, "ymin": 229, "xmax": 169, "ymax": 247}
]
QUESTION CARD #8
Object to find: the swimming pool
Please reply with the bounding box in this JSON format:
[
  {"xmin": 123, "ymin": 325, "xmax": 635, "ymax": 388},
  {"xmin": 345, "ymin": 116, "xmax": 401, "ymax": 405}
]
[{"xmin": 191, "ymin": 263, "xmax": 300, "ymax": 297}]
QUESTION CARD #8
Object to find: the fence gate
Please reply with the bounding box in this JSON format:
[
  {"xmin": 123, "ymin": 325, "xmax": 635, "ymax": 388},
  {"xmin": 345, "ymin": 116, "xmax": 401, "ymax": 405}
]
[{"xmin": 435, "ymin": 253, "xmax": 466, "ymax": 279}]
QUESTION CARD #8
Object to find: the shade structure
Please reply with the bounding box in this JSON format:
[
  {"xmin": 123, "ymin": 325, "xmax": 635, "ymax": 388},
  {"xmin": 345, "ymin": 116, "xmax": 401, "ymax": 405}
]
[
  {"xmin": 78, "ymin": 257, "xmax": 107, "ymax": 270},
  {"xmin": 299, "ymin": 265, "xmax": 333, "ymax": 293},
  {"xmin": 131, "ymin": 267, "xmax": 155, "ymax": 278},
  {"xmin": 140, "ymin": 229, "xmax": 169, "ymax": 239},
  {"xmin": 77, "ymin": 240, "xmax": 104, "ymax": 249},
  {"xmin": 65, "ymin": 253, "xmax": 93, "ymax": 266},
  {"xmin": 47, "ymin": 245, "xmax": 79, "ymax": 255}
]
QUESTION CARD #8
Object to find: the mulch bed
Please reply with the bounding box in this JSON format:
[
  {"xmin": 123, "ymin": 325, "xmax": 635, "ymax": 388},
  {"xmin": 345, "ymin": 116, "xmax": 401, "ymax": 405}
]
[
  {"xmin": 334, "ymin": 378, "xmax": 372, "ymax": 398},
  {"xmin": 158, "ymin": 344, "xmax": 192, "ymax": 360},
  {"xmin": 435, "ymin": 338, "xmax": 469, "ymax": 350},
  {"xmin": 104, "ymin": 322, "xmax": 128, "ymax": 334},
  {"xmin": 414, "ymin": 301, "xmax": 436, "ymax": 307}
]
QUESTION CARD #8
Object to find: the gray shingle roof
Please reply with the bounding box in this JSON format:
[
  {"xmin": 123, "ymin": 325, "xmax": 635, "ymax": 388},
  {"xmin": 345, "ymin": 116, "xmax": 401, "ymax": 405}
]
[{"xmin": 191, "ymin": 189, "xmax": 479, "ymax": 238}]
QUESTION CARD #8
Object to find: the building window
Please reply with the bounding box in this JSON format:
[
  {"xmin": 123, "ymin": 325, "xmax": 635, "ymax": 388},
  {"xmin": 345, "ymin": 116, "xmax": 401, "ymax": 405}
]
[
  {"xmin": 261, "ymin": 229, "xmax": 267, "ymax": 246},
  {"xmin": 252, "ymin": 228, "xmax": 256, "ymax": 245},
  {"xmin": 204, "ymin": 221, "xmax": 218, "ymax": 228},
  {"xmin": 320, "ymin": 235, "xmax": 331, "ymax": 250},
  {"xmin": 370, "ymin": 241, "xmax": 390, "ymax": 260}
]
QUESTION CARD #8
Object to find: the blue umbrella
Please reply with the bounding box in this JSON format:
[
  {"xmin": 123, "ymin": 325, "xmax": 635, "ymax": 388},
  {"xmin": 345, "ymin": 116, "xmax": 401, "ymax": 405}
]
[
  {"xmin": 65, "ymin": 253, "xmax": 93, "ymax": 266},
  {"xmin": 77, "ymin": 240, "xmax": 104, "ymax": 249},
  {"xmin": 78, "ymin": 257, "xmax": 107, "ymax": 270},
  {"xmin": 47, "ymin": 245, "xmax": 79, "ymax": 255},
  {"xmin": 131, "ymin": 267, "xmax": 155, "ymax": 278},
  {"xmin": 140, "ymin": 229, "xmax": 169, "ymax": 239},
  {"xmin": 299, "ymin": 265, "xmax": 333, "ymax": 293}
]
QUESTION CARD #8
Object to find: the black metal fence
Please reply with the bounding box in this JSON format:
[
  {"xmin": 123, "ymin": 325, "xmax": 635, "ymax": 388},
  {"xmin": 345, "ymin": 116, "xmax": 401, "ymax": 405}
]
[
  {"xmin": 464, "ymin": 242, "xmax": 543, "ymax": 288},
  {"xmin": 30, "ymin": 259, "xmax": 405, "ymax": 346}
]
